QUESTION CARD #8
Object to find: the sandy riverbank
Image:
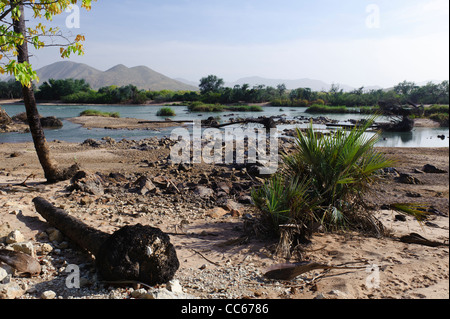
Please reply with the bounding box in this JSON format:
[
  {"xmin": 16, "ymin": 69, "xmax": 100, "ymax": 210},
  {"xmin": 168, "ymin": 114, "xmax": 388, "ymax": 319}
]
[{"xmin": 0, "ymin": 137, "xmax": 448, "ymax": 300}]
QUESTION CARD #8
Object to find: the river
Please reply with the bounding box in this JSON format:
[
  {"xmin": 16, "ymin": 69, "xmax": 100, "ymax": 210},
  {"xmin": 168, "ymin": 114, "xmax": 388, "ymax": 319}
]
[{"xmin": 1, "ymin": 104, "xmax": 449, "ymax": 148}]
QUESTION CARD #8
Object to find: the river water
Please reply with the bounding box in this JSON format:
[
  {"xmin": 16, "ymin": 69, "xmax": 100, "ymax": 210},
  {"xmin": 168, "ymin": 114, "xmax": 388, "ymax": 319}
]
[{"xmin": 1, "ymin": 104, "xmax": 449, "ymax": 148}]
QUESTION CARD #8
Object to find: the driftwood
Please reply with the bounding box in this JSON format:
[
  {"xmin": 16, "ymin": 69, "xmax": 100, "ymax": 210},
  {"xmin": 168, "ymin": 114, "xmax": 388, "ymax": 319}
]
[
  {"xmin": 0, "ymin": 250, "xmax": 41, "ymax": 277},
  {"xmin": 264, "ymin": 262, "xmax": 370, "ymax": 281},
  {"xmin": 399, "ymin": 233, "xmax": 449, "ymax": 248},
  {"xmin": 33, "ymin": 197, "xmax": 180, "ymax": 286}
]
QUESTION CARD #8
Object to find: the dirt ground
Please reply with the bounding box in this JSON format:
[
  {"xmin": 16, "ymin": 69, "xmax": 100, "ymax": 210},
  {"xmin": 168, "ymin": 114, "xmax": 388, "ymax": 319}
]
[{"xmin": 0, "ymin": 136, "xmax": 448, "ymax": 299}]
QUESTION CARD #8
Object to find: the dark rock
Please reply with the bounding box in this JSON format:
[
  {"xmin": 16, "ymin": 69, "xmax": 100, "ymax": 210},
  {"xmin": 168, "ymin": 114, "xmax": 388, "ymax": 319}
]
[
  {"xmin": 397, "ymin": 173, "xmax": 423, "ymax": 185},
  {"xmin": 406, "ymin": 192, "xmax": 422, "ymax": 198},
  {"xmin": 40, "ymin": 116, "xmax": 63, "ymax": 128},
  {"xmin": 68, "ymin": 171, "xmax": 105, "ymax": 195},
  {"xmin": 82, "ymin": 139, "xmax": 101, "ymax": 148},
  {"xmin": 194, "ymin": 186, "xmax": 214, "ymax": 199},
  {"xmin": 422, "ymin": 164, "xmax": 447, "ymax": 174},
  {"xmin": 394, "ymin": 215, "xmax": 407, "ymax": 222},
  {"xmin": 133, "ymin": 176, "xmax": 157, "ymax": 195}
]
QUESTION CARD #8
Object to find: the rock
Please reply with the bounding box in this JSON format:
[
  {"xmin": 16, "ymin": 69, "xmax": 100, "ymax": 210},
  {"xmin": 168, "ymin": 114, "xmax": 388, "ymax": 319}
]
[
  {"xmin": 40, "ymin": 116, "xmax": 63, "ymax": 128},
  {"xmin": 146, "ymin": 288, "xmax": 192, "ymax": 299},
  {"xmin": 82, "ymin": 138, "xmax": 101, "ymax": 148},
  {"xmin": 207, "ymin": 207, "xmax": 228, "ymax": 218},
  {"xmin": 131, "ymin": 288, "xmax": 148, "ymax": 299},
  {"xmin": 41, "ymin": 290, "xmax": 57, "ymax": 299},
  {"xmin": 397, "ymin": 173, "xmax": 423, "ymax": 185},
  {"xmin": 167, "ymin": 279, "xmax": 184, "ymax": 294},
  {"xmin": 0, "ymin": 223, "xmax": 12, "ymax": 244},
  {"xmin": 46, "ymin": 228, "xmax": 64, "ymax": 243},
  {"xmin": 395, "ymin": 215, "xmax": 407, "ymax": 222},
  {"xmin": 238, "ymin": 195, "xmax": 253, "ymax": 205},
  {"xmin": 194, "ymin": 186, "xmax": 214, "ymax": 199},
  {"xmin": 406, "ymin": 192, "xmax": 422, "ymax": 198},
  {"xmin": 422, "ymin": 164, "xmax": 447, "ymax": 174},
  {"xmin": 218, "ymin": 198, "xmax": 244, "ymax": 215},
  {"xmin": 0, "ymin": 267, "xmax": 9, "ymax": 282},
  {"xmin": 69, "ymin": 171, "xmax": 105, "ymax": 195},
  {"xmin": 40, "ymin": 243, "xmax": 53, "ymax": 254},
  {"xmin": 0, "ymin": 282, "xmax": 25, "ymax": 299},
  {"xmin": 133, "ymin": 176, "xmax": 157, "ymax": 195},
  {"xmin": 5, "ymin": 230, "xmax": 24, "ymax": 245},
  {"xmin": 9, "ymin": 242, "xmax": 35, "ymax": 257}
]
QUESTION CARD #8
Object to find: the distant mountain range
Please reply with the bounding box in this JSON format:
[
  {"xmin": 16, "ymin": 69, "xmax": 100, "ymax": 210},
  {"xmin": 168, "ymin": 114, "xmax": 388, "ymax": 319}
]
[
  {"xmin": 7, "ymin": 61, "xmax": 438, "ymax": 93},
  {"xmin": 34, "ymin": 61, "xmax": 198, "ymax": 91}
]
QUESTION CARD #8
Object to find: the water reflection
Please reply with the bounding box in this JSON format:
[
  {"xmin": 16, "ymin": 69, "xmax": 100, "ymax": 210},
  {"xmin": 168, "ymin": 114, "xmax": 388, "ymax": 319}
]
[{"xmin": 1, "ymin": 104, "xmax": 449, "ymax": 148}]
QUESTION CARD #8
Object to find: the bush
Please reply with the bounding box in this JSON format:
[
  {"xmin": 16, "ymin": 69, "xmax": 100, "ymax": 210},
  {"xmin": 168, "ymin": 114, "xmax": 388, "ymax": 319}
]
[
  {"xmin": 305, "ymin": 105, "xmax": 350, "ymax": 114},
  {"xmin": 156, "ymin": 107, "xmax": 176, "ymax": 117},
  {"xmin": 252, "ymin": 117, "xmax": 400, "ymax": 238}
]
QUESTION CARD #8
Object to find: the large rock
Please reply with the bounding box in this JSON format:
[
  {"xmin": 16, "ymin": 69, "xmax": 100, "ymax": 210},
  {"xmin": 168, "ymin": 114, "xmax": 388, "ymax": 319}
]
[
  {"xmin": 133, "ymin": 176, "xmax": 157, "ymax": 195},
  {"xmin": 68, "ymin": 171, "xmax": 105, "ymax": 195},
  {"xmin": 423, "ymin": 164, "xmax": 447, "ymax": 174},
  {"xmin": 0, "ymin": 108, "xmax": 12, "ymax": 125}
]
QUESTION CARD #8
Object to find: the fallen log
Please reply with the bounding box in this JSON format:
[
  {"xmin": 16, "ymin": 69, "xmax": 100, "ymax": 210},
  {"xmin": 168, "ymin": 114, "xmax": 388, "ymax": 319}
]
[
  {"xmin": 0, "ymin": 250, "xmax": 41, "ymax": 277},
  {"xmin": 399, "ymin": 233, "xmax": 449, "ymax": 248},
  {"xmin": 264, "ymin": 262, "xmax": 371, "ymax": 281},
  {"xmin": 33, "ymin": 197, "xmax": 179, "ymax": 286}
]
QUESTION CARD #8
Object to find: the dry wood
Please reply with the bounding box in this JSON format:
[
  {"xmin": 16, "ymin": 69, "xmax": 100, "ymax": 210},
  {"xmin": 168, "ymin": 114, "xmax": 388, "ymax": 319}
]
[
  {"xmin": 0, "ymin": 250, "xmax": 41, "ymax": 277},
  {"xmin": 400, "ymin": 233, "xmax": 449, "ymax": 248},
  {"xmin": 264, "ymin": 262, "xmax": 371, "ymax": 281},
  {"xmin": 33, "ymin": 197, "xmax": 179, "ymax": 285}
]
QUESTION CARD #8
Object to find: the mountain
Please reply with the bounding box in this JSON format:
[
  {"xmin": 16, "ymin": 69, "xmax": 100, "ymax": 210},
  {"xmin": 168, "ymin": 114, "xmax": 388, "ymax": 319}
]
[
  {"xmin": 226, "ymin": 76, "xmax": 356, "ymax": 92},
  {"xmin": 34, "ymin": 61, "xmax": 198, "ymax": 91}
]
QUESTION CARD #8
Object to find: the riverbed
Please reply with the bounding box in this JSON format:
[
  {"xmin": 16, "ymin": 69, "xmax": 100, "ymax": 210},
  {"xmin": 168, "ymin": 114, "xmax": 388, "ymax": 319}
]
[{"xmin": 1, "ymin": 104, "xmax": 448, "ymax": 147}]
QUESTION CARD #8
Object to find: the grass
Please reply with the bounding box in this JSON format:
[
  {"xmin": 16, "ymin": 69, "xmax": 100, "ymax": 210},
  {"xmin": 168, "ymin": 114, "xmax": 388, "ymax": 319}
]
[
  {"xmin": 156, "ymin": 107, "xmax": 176, "ymax": 117},
  {"xmin": 305, "ymin": 105, "xmax": 379, "ymax": 114},
  {"xmin": 80, "ymin": 110, "xmax": 120, "ymax": 118},
  {"xmin": 187, "ymin": 102, "xmax": 263, "ymax": 113}
]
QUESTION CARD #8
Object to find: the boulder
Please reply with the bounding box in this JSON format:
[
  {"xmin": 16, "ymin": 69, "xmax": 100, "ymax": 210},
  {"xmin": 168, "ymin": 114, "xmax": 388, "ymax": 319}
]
[
  {"xmin": 40, "ymin": 116, "xmax": 63, "ymax": 128},
  {"xmin": 133, "ymin": 176, "xmax": 157, "ymax": 195},
  {"xmin": 68, "ymin": 171, "xmax": 105, "ymax": 195},
  {"xmin": 422, "ymin": 164, "xmax": 447, "ymax": 174},
  {"xmin": 397, "ymin": 173, "xmax": 423, "ymax": 185}
]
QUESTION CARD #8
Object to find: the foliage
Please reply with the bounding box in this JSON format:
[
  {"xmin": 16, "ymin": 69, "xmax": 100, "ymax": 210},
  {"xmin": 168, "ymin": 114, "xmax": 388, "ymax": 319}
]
[
  {"xmin": 156, "ymin": 107, "xmax": 176, "ymax": 117},
  {"xmin": 0, "ymin": 79, "xmax": 23, "ymax": 98},
  {"xmin": 36, "ymin": 79, "xmax": 90, "ymax": 100},
  {"xmin": 80, "ymin": 109, "xmax": 120, "ymax": 118},
  {"xmin": 252, "ymin": 117, "xmax": 397, "ymax": 236},
  {"xmin": 199, "ymin": 75, "xmax": 224, "ymax": 95},
  {"xmin": 187, "ymin": 102, "xmax": 263, "ymax": 113},
  {"xmin": 0, "ymin": 0, "xmax": 95, "ymax": 87}
]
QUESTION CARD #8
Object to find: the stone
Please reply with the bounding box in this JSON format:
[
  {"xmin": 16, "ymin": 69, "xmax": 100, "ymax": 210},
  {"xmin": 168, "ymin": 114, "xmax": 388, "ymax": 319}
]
[
  {"xmin": 40, "ymin": 243, "xmax": 53, "ymax": 254},
  {"xmin": 146, "ymin": 288, "xmax": 193, "ymax": 299},
  {"xmin": 68, "ymin": 171, "xmax": 105, "ymax": 195},
  {"xmin": 423, "ymin": 164, "xmax": 447, "ymax": 174},
  {"xmin": 40, "ymin": 116, "xmax": 63, "ymax": 128},
  {"xmin": 5, "ymin": 230, "xmax": 24, "ymax": 245},
  {"xmin": 0, "ymin": 267, "xmax": 9, "ymax": 282},
  {"xmin": 0, "ymin": 223, "xmax": 12, "ymax": 244},
  {"xmin": 207, "ymin": 207, "xmax": 228, "ymax": 218},
  {"xmin": 9, "ymin": 242, "xmax": 35, "ymax": 257},
  {"xmin": 134, "ymin": 176, "xmax": 157, "ymax": 195},
  {"xmin": 397, "ymin": 173, "xmax": 423, "ymax": 185},
  {"xmin": 167, "ymin": 279, "xmax": 184, "ymax": 294},
  {"xmin": 131, "ymin": 288, "xmax": 148, "ymax": 299},
  {"xmin": 194, "ymin": 186, "xmax": 214, "ymax": 199},
  {"xmin": 46, "ymin": 228, "xmax": 64, "ymax": 243},
  {"xmin": 0, "ymin": 282, "xmax": 25, "ymax": 299},
  {"xmin": 41, "ymin": 290, "xmax": 57, "ymax": 299}
]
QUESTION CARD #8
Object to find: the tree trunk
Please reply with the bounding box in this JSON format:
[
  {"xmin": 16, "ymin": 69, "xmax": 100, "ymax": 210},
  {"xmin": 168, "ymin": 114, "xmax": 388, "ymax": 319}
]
[{"xmin": 12, "ymin": 3, "xmax": 77, "ymax": 183}]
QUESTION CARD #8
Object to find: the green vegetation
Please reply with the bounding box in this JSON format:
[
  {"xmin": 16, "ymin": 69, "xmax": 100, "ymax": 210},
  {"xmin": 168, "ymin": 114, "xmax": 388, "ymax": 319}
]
[
  {"xmin": 252, "ymin": 117, "xmax": 430, "ymax": 239},
  {"xmin": 305, "ymin": 105, "xmax": 353, "ymax": 114},
  {"xmin": 80, "ymin": 110, "xmax": 120, "ymax": 118},
  {"xmin": 187, "ymin": 102, "xmax": 263, "ymax": 113},
  {"xmin": 156, "ymin": 107, "xmax": 176, "ymax": 116}
]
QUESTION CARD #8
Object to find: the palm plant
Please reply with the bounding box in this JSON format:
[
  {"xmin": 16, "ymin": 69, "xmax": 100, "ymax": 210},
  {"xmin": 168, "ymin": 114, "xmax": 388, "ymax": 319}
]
[{"xmin": 253, "ymin": 116, "xmax": 429, "ymax": 238}]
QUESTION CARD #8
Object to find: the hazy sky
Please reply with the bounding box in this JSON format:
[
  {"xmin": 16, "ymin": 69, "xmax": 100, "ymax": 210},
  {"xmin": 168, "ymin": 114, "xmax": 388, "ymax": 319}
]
[{"xmin": 28, "ymin": 0, "xmax": 449, "ymax": 88}]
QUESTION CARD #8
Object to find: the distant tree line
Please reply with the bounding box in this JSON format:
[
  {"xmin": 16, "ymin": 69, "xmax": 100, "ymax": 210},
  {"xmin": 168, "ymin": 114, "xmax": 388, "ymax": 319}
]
[{"xmin": 1, "ymin": 77, "xmax": 448, "ymax": 107}]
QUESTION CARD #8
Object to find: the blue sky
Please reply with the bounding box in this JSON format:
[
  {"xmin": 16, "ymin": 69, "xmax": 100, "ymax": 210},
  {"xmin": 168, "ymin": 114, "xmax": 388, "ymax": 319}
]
[{"xmin": 29, "ymin": 0, "xmax": 449, "ymax": 88}]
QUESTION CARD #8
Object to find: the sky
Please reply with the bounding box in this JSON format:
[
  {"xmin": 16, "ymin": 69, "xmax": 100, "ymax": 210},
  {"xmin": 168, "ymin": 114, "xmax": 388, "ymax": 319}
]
[{"xmin": 26, "ymin": 0, "xmax": 450, "ymax": 88}]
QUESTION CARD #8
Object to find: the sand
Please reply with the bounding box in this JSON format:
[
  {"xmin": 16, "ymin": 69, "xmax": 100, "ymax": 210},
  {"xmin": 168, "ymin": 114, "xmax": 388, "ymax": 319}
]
[{"xmin": 0, "ymin": 136, "xmax": 448, "ymax": 300}]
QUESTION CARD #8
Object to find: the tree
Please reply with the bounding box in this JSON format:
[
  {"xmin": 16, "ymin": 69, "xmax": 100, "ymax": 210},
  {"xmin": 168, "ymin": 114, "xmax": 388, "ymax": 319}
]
[
  {"xmin": 1, "ymin": 0, "xmax": 94, "ymax": 183},
  {"xmin": 199, "ymin": 75, "xmax": 224, "ymax": 95}
]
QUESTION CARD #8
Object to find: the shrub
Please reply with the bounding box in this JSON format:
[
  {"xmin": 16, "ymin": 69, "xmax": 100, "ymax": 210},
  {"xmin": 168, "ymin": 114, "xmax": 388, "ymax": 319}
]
[
  {"xmin": 252, "ymin": 116, "xmax": 428, "ymax": 240},
  {"xmin": 156, "ymin": 107, "xmax": 176, "ymax": 117},
  {"xmin": 80, "ymin": 110, "xmax": 120, "ymax": 118}
]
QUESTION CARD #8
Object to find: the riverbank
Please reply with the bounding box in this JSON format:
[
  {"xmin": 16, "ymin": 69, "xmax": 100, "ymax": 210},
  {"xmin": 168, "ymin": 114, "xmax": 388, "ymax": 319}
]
[{"xmin": 0, "ymin": 137, "xmax": 448, "ymax": 300}]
